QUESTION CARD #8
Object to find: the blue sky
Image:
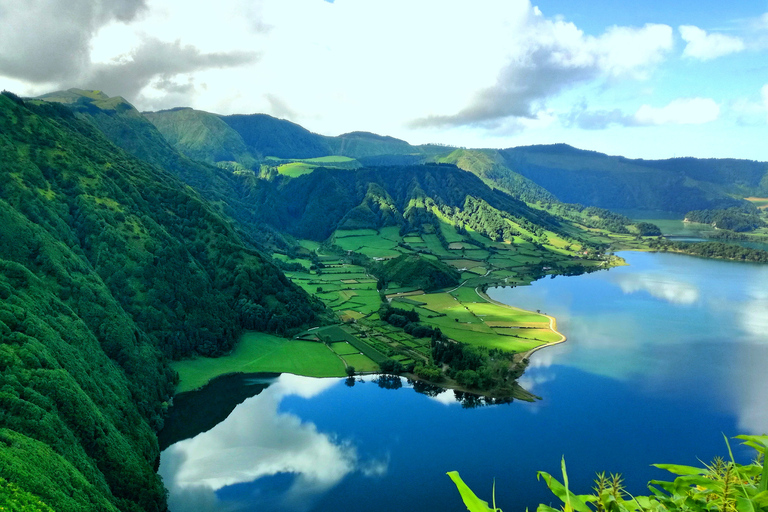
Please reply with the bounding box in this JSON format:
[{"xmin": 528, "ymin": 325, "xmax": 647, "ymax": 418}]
[{"xmin": 0, "ymin": 0, "xmax": 766, "ymax": 160}]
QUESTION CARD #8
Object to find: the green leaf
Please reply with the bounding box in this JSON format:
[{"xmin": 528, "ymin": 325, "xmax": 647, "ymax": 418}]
[
  {"xmin": 736, "ymin": 436, "xmax": 768, "ymax": 493},
  {"xmin": 447, "ymin": 471, "xmax": 501, "ymax": 512},
  {"xmin": 652, "ymin": 464, "xmax": 707, "ymax": 476},
  {"xmin": 536, "ymin": 470, "xmax": 592, "ymax": 512}
]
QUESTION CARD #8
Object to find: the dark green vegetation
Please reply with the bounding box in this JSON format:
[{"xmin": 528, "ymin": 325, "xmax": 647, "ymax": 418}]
[
  {"xmin": 376, "ymin": 254, "xmax": 460, "ymax": 291},
  {"xmin": 648, "ymin": 239, "xmax": 768, "ymax": 262},
  {"xmin": 449, "ymin": 435, "xmax": 768, "ymax": 512},
  {"xmin": 0, "ymin": 91, "xmax": 326, "ymax": 511},
  {"xmin": 0, "ymin": 477, "xmax": 54, "ymax": 511},
  {"xmin": 497, "ymin": 144, "xmax": 768, "ymax": 214},
  {"xmin": 684, "ymin": 207, "xmax": 766, "ymax": 232},
  {"xmin": 145, "ymin": 106, "xmax": 450, "ymax": 168}
]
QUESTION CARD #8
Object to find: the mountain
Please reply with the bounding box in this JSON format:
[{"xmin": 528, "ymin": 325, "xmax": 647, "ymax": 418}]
[
  {"xmin": 35, "ymin": 89, "xmax": 299, "ymax": 251},
  {"xmin": 222, "ymin": 113, "xmax": 333, "ymax": 159},
  {"xmin": 143, "ymin": 107, "xmax": 256, "ymax": 165},
  {"xmin": 498, "ymin": 144, "xmax": 768, "ymax": 214},
  {"xmin": 246, "ymin": 163, "xmax": 570, "ymax": 241},
  {"xmin": 436, "ymin": 148, "xmax": 557, "ymax": 203},
  {"xmin": 145, "ymin": 107, "xmax": 453, "ymax": 167},
  {"xmin": 0, "ymin": 91, "xmax": 328, "ymax": 511}
]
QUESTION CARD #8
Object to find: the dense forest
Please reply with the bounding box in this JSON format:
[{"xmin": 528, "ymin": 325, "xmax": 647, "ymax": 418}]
[
  {"xmin": 498, "ymin": 144, "xmax": 768, "ymax": 214},
  {"xmin": 684, "ymin": 207, "xmax": 765, "ymax": 232},
  {"xmin": 0, "ymin": 91, "xmax": 328, "ymax": 511},
  {"xmin": 648, "ymin": 238, "xmax": 768, "ymax": 262}
]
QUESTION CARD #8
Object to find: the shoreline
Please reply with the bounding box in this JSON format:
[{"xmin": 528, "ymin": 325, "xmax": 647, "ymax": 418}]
[{"xmin": 474, "ymin": 287, "xmax": 567, "ymax": 360}]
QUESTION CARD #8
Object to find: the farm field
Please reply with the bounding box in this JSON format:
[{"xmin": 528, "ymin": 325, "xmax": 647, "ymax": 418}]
[
  {"xmin": 265, "ymin": 219, "xmax": 622, "ymax": 382},
  {"xmin": 172, "ymin": 333, "xmax": 347, "ymax": 393}
]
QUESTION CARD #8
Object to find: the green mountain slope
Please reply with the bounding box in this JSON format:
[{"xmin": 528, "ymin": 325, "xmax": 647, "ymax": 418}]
[
  {"xmin": 246, "ymin": 163, "xmax": 570, "ymax": 241},
  {"xmin": 222, "ymin": 113, "xmax": 333, "ymax": 159},
  {"xmin": 0, "ymin": 91, "xmax": 327, "ymax": 511},
  {"xmin": 498, "ymin": 144, "xmax": 768, "ymax": 214},
  {"xmin": 378, "ymin": 254, "xmax": 460, "ymax": 291},
  {"xmin": 146, "ymin": 106, "xmax": 453, "ymax": 166},
  {"xmin": 436, "ymin": 148, "xmax": 557, "ymax": 203},
  {"xmin": 37, "ymin": 89, "xmax": 300, "ymax": 251},
  {"xmin": 143, "ymin": 107, "xmax": 255, "ymax": 166}
]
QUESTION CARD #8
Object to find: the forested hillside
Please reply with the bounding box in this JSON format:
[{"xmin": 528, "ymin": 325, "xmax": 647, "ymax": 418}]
[
  {"xmin": 498, "ymin": 144, "xmax": 768, "ymax": 214},
  {"xmin": 145, "ymin": 104, "xmax": 451, "ymax": 167},
  {"xmin": 0, "ymin": 91, "xmax": 327, "ymax": 511},
  {"xmin": 245, "ymin": 163, "xmax": 570, "ymax": 241}
]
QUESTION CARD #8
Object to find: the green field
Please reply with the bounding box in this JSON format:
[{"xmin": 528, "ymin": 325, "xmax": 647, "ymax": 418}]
[
  {"xmin": 173, "ymin": 332, "xmax": 346, "ymax": 393},
  {"xmin": 391, "ymin": 289, "xmax": 560, "ymax": 352},
  {"xmin": 277, "ymin": 161, "xmax": 316, "ymax": 177}
]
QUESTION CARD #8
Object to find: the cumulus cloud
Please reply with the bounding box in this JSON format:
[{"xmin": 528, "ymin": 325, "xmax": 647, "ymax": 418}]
[
  {"xmin": 679, "ymin": 25, "xmax": 746, "ymax": 60},
  {"xmin": 0, "ymin": 0, "xmax": 257, "ymax": 105},
  {"xmin": 565, "ymin": 97, "xmax": 720, "ymax": 129},
  {"xmin": 634, "ymin": 97, "xmax": 720, "ymax": 125},
  {"xmin": 0, "ymin": 0, "xmax": 147, "ymax": 83},
  {"xmin": 564, "ymin": 102, "xmax": 635, "ymax": 129},
  {"xmin": 411, "ymin": 17, "xmax": 673, "ymax": 129},
  {"xmin": 85, "ymin": 37, "xmax": 258, "ymax": 101}
]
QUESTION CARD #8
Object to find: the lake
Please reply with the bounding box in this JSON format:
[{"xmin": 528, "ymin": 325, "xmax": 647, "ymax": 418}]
[{"xmin": 159, "ymin": 251, "xmax": 768, "ymax": 512}]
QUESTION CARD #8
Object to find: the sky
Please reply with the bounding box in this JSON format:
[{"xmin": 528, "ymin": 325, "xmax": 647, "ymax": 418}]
[{"xmin": 1, "ymin": 0, "xmax": 767, "ymax": 160}]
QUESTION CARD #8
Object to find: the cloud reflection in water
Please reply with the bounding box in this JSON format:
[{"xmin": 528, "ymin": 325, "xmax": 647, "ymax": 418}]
[
  {"xmin": 160, "ymin": 374, "xmax": 388, "ymax": 512},
  {"xmin": 489, "ymin": 253, "xmax": 768, "ymax": 435},
  {"xmin": 614, "ymin": 273, "xmax": 700, "ymax": 304}
]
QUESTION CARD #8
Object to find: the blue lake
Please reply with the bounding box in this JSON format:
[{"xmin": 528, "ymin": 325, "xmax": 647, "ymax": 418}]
[{"xmin": 159, "ymin": 251, "xmax": 768, "ymax": 512}]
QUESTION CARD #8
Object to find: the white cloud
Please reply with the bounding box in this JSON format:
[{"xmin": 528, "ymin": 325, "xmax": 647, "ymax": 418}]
[
  {"xmin": 411, "ymin": 19, "xmax": 673, "ymax": 128},
  {"xmin": 635, "ymin": 97, "xmax": 720, "ymax": 125},
  {"xmin": 679, "ymin": 25, "xmax": 746, "ymax": 60}
]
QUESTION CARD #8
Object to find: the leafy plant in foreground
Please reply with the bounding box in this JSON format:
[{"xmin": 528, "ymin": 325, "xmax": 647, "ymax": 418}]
[{"xmin": 449, "ymin": 435, "xmax": 768, "ymax": 512}]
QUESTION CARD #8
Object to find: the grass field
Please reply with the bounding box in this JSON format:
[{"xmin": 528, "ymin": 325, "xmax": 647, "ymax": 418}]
[
  {"xmin": 390, "ymin": 288, "xmax": 559, "ymax": 352},
  {"xmin": 277, "ymin": 162, "xmax": 316, "ymax": 177},
  {"xmin": 172, "ymin": 332, "xmax": 347, "ymax": 392}
]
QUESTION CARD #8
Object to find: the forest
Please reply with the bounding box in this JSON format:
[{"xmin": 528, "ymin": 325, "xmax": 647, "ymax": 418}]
[{"xmin": 0, "ymin": 91, "xmax": 327, "ymax": 511}]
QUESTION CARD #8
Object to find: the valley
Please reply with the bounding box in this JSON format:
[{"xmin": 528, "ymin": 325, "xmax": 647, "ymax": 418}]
[{"xmin": 1, "ymin": 88, "xmax": 767, "ymax": 512}]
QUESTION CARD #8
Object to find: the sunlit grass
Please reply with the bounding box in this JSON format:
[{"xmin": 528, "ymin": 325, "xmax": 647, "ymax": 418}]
[{"xmin": 173, "ymin": 333, "xmax": 346, "ymax": 393}]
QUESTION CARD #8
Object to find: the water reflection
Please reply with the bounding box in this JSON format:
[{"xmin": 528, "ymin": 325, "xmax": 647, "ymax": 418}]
[
  {"xmin": 488, "ymin": 251, "xmax": 768, "ymax": 435},
  {"xmin": 613, "ymin": 273, "xmax": 700, "ymax": 304},
  {"xmin": 160, "ymin": 374, "xmax": 388, "ymax": 512}
]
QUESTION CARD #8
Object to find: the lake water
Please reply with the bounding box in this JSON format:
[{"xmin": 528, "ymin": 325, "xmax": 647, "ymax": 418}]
[{"xmin": 159, "ymin": 252, "xmax": 768, "ymax": 512}]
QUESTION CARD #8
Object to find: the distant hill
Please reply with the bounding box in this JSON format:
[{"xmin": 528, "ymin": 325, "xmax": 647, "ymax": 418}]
[
  {"xmin": 327, "ymin": 131, "xmax": 451, "ymax": 162},
  {"xmin": 144, "ymin": 107, "xmax": 256, "ymax": 165},
  {"xmin": 222, "ymin": 113, "xmax": 332, "ymax": 159},
  {"xmin": 145, "ymin": 107, "xmax": 453, "ymax": 166},
  {"xmin": 498, "ymin": 144, "xmax": 768, "ymax": 214},
  {"xmin": 436, "ymin": 148, "xmax": 556, "ymax": 204},
  {"xmin": 246, "ymin": 163, "xmax": 569, "ymax": 241}
]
